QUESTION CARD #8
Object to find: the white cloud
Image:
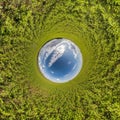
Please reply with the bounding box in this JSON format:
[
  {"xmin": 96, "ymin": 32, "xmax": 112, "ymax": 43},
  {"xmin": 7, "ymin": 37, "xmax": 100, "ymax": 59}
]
[{"xmin": 48, "ymin": 45, "xmax": 65, "ymax": 67}]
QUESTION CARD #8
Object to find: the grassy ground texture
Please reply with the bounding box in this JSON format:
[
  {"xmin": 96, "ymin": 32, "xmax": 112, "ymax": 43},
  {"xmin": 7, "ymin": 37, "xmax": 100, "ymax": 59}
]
[{"xmin": 0, "ymin": 0, "xmax": 120, "ymax": 119}]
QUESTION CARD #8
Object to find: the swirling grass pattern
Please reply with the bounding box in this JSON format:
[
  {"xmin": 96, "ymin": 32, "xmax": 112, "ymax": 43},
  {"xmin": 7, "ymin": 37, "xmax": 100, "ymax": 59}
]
[{"xmin": 0, "ymin": 0, "xmax": 120, "ymax": 119}]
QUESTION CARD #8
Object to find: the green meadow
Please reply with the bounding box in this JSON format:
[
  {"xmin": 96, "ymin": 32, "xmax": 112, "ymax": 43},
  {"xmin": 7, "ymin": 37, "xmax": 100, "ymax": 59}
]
[{"xmin": 0, "ymin": 0, "xmax": 120, "ymax": 119}]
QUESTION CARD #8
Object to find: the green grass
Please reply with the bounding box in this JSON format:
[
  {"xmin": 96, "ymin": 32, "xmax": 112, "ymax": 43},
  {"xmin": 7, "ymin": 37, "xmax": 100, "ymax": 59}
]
[{"xmin": 0, "ymin": 0, "xmax": 120, "ymax": 119}]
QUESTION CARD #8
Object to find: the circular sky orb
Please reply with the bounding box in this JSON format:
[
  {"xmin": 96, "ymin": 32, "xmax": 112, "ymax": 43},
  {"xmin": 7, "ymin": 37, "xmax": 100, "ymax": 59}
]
[{"xmin": 38, "ymin": 38, "xmax": 83, "ymax": 83}]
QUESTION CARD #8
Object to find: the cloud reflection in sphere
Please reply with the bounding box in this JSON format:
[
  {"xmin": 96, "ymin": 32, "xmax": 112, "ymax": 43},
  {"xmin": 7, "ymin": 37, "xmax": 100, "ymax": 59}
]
[{"xmin": 38, "ymin": 38, "xmax": 83, "ymax": 83}]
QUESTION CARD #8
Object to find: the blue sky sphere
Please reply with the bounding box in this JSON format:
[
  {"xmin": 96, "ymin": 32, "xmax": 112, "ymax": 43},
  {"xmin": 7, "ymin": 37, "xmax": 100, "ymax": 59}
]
[{"xmin": 38, "ymin": 38, "xmax": 83, "ymax": 83}]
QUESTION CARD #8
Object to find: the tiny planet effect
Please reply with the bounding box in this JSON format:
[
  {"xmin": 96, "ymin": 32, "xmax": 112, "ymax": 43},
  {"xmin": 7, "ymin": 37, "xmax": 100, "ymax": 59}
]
[{"xmin": 38, "ymin": 38, "xmax": 83, "ymax": 83}]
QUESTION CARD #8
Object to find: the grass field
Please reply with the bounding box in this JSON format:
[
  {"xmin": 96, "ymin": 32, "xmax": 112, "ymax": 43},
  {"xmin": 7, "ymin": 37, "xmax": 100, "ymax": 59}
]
[{"xmin": 0, "ymin": 0, "xmax": 120, "ymax": 119}]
